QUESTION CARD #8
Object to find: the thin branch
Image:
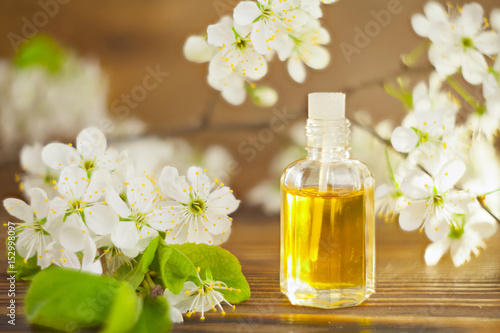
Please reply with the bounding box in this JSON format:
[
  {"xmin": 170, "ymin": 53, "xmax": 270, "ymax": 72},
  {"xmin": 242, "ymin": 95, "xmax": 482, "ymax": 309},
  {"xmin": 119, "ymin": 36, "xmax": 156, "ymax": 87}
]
[{"xmin": 98, "ymin": 248, "xmax": 109, "ymax": 276}]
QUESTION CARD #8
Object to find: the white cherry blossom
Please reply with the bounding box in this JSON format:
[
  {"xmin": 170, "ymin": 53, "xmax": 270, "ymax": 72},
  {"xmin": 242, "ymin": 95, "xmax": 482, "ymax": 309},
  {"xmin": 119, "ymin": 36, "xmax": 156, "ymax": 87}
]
[
  {"xmin": 107, "ymin": 177, "xmax": 170, "ymax": 253},
  {"xmin": 3, "ymin": 188, "xmax": 53, "ymax": 268},
  {"xmin": 163, "ymin": 268, "xmax": 240, "ymax": 321},
  {"xmin": 42, "ymin": 127, "xmax": 121, "ymax": 175},
  {"xmin": 207, "ymin": 16, "xmax": 268, "ymax": 81},
  {"xmin": 46, "ymin": 167, "xmax": 118, "ymax": 253},
  {"xmin": 159, "ymin": 166, "xmax": 239, "ymax": 245},
  {"xmin": 233, "ymin": 0, "xmax": 302, "ymax": 54},
  {"xmin": 183, "ymin": 35, "xmax": 217, "ymax": 63},
  {"xmin": 375, "ymin": 183, "xmax": 406, "ymax": 223},
  {"xmin": 278, "ymin": 19, "xmax": 331, "ymax": 83},
  {"xmin": 19, "ymin": 143, "xmax": 59, "ymax": 198},
  {"xmin": 425, "ymin": 203, "xmax": 497, "ymax": 266},
  {"xmin": 398, "ymin": 159, "xmax": 472, "ymax": 241},
  {"xmin": 412, "ymin": 2, "xmax": 499, "ymax": 84},
  {"xmin": 46, "ymin": 235, "xmax": 102, "ymax": 274},
  {"xmin": 247, "ymin": 84, "xmax": 278, "ymax": 107},
  {"xmin": 391, "ymin": 73, "xmax": 459, "ymax": 154}
]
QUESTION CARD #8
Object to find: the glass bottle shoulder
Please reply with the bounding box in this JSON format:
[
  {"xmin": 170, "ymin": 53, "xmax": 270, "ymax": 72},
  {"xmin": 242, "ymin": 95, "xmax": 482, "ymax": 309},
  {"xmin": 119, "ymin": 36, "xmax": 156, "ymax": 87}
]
[{"xmin": 281, "ymin": 157, "xmax": 374, "ymax": 193}]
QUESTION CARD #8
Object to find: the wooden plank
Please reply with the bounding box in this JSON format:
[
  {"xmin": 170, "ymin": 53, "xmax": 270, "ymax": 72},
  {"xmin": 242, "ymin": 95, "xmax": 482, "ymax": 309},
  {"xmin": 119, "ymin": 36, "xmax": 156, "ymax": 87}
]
[{"xmin": 0, "ymin": 161, "xmax": 499, "ymax": 332}]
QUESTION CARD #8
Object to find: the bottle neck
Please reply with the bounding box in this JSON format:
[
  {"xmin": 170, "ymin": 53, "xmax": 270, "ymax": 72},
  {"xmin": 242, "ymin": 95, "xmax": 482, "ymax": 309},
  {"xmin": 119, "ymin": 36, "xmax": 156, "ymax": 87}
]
[{"xmin": 305, "ymin": 118, "xmax": 351, "ymax": 160}]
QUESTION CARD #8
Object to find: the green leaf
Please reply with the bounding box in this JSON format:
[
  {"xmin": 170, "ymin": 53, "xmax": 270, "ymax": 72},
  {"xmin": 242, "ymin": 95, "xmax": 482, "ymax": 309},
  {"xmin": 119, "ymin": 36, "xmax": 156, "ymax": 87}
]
[
  {"xmin": 126, "ymin": 296, "xmax": 170, "ymax": 333},
  {"xmin": 384, "ymin": 78, "xmax": 413, "ymax": 110},
  {"xmin": 100, "ymin": 283, "xmax": 142, "ymax": 333},
  {"xmin": 172, "ymin": 243, "xmax": 250, "ymax": 303},
  {"xmin": 26, "ymin": 267, "xmax": 124, "ymax": 331},
  {"xmin": 400, "ymin": 40, "xmax": 430, "ymax": 67},
  {"xmin": 114, "ymin": 235, "xmax": 160, "ymax": 289},
  {"xmin": 12, "ymin": 251, "xmax": 40, "ymax": 280},
  {"xmin": 14, "ymin": 34, "xmax": 65, "ymax": 72},
  {"xmin": 155, "ymin": 240, "xmax": 198, "ymax": 294},
  {"xmin": 205, "ymin": 267, "xmax": 213, "ymax": 282}
]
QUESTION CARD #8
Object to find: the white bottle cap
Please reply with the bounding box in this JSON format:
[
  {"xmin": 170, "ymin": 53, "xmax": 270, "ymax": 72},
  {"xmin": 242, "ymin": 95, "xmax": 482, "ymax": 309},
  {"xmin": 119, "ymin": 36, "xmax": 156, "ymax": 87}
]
[{"xmin": 308, "ymin": 92, "xmax": 345, "ymax": 120}]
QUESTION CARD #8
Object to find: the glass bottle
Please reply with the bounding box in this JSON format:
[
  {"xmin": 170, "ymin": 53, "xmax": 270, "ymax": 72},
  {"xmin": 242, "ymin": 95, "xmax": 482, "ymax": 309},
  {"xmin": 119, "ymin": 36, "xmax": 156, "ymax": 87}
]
[{"xmin": 280, "ymin": 92, "xmax": 375, "ymax": 309}]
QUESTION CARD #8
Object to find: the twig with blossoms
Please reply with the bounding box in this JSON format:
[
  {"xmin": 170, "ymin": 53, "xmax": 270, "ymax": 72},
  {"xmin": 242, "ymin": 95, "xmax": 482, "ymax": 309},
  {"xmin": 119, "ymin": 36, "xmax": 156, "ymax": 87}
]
[
  {"xmin": 372, "ymin": 1, "xmax": 500, "ymax": 267},
  {"xmin": 183, "ymin": 0, "xmax": 336, "ymax": 107},
  {"xmin": 3, "ymin": 127, "xmax": 251, "ymax": 331}
]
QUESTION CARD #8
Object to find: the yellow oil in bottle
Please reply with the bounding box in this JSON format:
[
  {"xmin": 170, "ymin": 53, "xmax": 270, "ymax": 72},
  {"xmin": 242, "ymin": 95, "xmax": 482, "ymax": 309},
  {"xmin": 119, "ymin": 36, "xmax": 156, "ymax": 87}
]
[{"xmin": 281, "ymin": 186, "xmax": 373, "ymax": 308}]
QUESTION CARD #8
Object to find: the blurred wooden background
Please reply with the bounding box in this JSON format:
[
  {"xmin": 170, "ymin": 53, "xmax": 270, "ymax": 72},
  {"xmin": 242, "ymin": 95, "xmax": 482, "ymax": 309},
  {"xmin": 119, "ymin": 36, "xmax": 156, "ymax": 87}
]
[
  {"xmin": 1, "ymin": 2, "xmax": 500, "ymax": 332},
  {"xmin": 0, "ymin": 0, "xmax": 498, "ymax": 193}
]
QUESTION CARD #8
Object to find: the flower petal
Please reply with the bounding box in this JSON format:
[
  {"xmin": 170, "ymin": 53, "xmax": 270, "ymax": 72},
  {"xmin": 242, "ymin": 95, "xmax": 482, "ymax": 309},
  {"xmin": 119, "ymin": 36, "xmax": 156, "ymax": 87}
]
[
  {"xmin": 303, "ymin": 45, "xmax": 330, "ymax": 70},
  {"xmin": 187, "ymin": 167, "xmax": 211, "ymax": 198},
  {"xmin": 474, "ymin": 31, "xmax": 500, "ymax": 55},
  {"xmin": 84, "ymin": 204, "xmax": 118, "ymax": 236},
  {"xmin": 424, "ymin": 218, "xmax": 449, "ymax": 242},
  {"xmin": 42, "ymin": 143, "xmax": 81, "ymax": 169},
  {"xmin": 400, "ymin": 169, "xmax": 434, "ymax": 199},
  {"xmin": 449, "ymin": 237, "xmax": 473, "ymax": 267},
  {"xmin": 233, "ymin": 1, "xmax": 261, "ymax": 26},
  {"xmin": 58, "ymin": 167, "xmax": 88, "ymax": 200},
  {"xmin": 459, "ymin": 3, "xmax": 484, "ymax": 36},
  {"xmin": 391, "ymin": 127, "xmax": 419, "ymax": 153},
  {"xmin": 221, "ymin": 75, "xmax": 246, "ymax": 105},
  {"xmin": 411, "ymin": 14, "xmax": 431, "ymax": 37},
  {"xmin": 20, "ymin": 143, "xmax": 45, "ymax": 174},
  {"xmin": 28, "ymin": 188, "xmax": 50, "ymax": 220},
  {"xmin": 105, "ymin": 188, "xmax": 132, "ymax": 218},
  {"xmin": 207, "ymin": 186, "xmax": 240, "ymax": 214},
  {"xmin": 287, "ymin": 55, "xmax": 306, "ymax": 83},
  {"xmin": 461, "ymin": 49, "xmax": 488, "ymax": 85},
  {"xmin": 16, "ymin": 229, "xmax": 36, "ymax": 258},
  {"xmin": 250, "ymin": 20, "xmax": 268, "ymax": 54},
  {"xmin": 76, "ymin": 127, "xmax": 107, "ymax": 162},
  {"xmin": 136, "ymin": 226, "xmax": 158, "ymax": 251},
  {"xmin": 467, "ymin": 209, "xmax": 498, "ymax": 238},
  {"xmin": 164, "ymin": 281, "xmax": 198, "ymax": 308},
  {"xmin": 240, "ymin": 49, "xmax": 268, "ymax": 81},
  {"xmin": 127, "ymin": 177, "xmax": 155, "ymax": 213},
  {"xmin": 60, "ymin": 214, "xmax": 88, "ymax": 252},
  {"xmin": 435, "ymin": 159, "xmax": 466, "ymax": 192},
  {"xmin": 111, "ymin": 222, "xmax": 139, "ymax": 250},
  {"xmin": 3, "ymin": 198, "xmax": 33, "ymax": 223},
  {"xmin": 47, "ymin": 197, "xmax": 67, "ymax": 223},
  {"xmin": 428, "ymin": 44, "xmax": 460, "ymax": 77},
  {"xmin": 399, "ymin": 200, "xmax": 427, "ymax": 231},
  {"xmin": 83, "ymin": 169, "xmax": 110, "ymax": 203},
  {"xmin": 204, "ymin": 210, "xmax": 232, "ymax": 234},
  {"xmin": 424, "ymin": 238, "xmax": 450, "ymax": 266},
  {"xmin": 183, "ymin": 35, "xmax": 215, "ymax": 63},
  {"xmin": 80, "ymin": 234, "xmax": 98, "ymax": 272},
  {"xmin": 208, "ymin": 53, "xmax": 232, "ymax": 80},
  {"xmin": 159, "ymin": 166, "xmax": 190, "ymax": 202},
  {"xmin": 424, "ymin": 1, "xmax": 448, "ymax": 22},
  {"xmin": 491, "ymin": 8, "xmax": 500, "ymax": 32},
  {"xmin": 207, "ymin": 16, "xmax": 235, "ymax": 47}
]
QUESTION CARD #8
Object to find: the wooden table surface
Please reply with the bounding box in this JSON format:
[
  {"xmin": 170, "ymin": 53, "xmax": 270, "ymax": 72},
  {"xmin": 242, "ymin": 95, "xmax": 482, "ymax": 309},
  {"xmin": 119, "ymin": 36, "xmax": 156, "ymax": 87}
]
[{"xmin": 0, "ymin": 161, "xmax": 499, "ymax": 333}]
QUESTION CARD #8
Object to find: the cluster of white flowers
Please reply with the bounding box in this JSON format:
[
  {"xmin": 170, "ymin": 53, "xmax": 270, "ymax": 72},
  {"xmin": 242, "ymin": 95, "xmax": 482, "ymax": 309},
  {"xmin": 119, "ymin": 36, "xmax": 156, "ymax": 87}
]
[
  {"xmin": 4, "ymin": 127, "xmax": 240, "ymax": 274},
  {"xmin": 0, "ymin": 36, "xmax": 144, "ymax": 151},
  {"xmin": 376, "ymin": 2, "xmax": 500, "ymax": 267},
  {"xmin": 183, "ymin": 0, "xmax": 336, "ymax": 107},
  {"xmin": 164, "ymin": 267, "xmax": 241, "ymax": 323}
]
